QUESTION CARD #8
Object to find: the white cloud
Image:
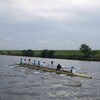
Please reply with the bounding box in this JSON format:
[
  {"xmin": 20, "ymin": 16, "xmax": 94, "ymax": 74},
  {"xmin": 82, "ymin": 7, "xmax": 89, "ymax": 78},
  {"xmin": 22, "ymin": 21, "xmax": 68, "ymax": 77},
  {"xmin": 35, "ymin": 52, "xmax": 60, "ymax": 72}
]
[
  {"xmin": 38, "ymin": 40, "xmax": 48, "ymax": 44},
  {"xmin": 65, "ymin": 40, "xmax": 73, "ymax": 44},
  {"xmin": 65, "ymin": 40, "xmax": 78, "ymax": 45},
  {"xmin": 4, "ymin": 37, "xmax": 12, "ymax": 41},
  {"xmin": 0, "ymin": 0, "xmax": 100, "ymax": 22}
]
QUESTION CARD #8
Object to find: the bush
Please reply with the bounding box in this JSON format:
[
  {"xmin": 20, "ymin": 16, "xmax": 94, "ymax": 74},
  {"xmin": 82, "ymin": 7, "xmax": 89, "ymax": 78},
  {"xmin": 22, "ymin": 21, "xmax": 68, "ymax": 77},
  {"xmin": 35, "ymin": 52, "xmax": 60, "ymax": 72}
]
[
  {"xmin": 22, "ymin": 49, "xmax": 34, "ymax": 57},
  {"xmin": 41, "ymin": 49, "xmax": 55, "ymax": 58}
]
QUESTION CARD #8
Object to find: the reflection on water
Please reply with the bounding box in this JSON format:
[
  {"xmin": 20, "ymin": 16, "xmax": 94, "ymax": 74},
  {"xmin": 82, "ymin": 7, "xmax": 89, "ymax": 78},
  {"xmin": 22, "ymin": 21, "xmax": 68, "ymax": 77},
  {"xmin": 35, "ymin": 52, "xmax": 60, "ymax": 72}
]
[{"xmin": 0, "ymin": 55, "xmax": 100, "ymax": 100}]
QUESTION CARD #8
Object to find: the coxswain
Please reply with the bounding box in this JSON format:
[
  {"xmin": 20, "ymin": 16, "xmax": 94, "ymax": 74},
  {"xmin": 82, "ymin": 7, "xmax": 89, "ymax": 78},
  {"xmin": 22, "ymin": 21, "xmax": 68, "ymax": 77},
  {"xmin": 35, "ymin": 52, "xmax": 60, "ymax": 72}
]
[{"xmin": 57, "ymin": 64, "xmax": 63, "ymax": 71}]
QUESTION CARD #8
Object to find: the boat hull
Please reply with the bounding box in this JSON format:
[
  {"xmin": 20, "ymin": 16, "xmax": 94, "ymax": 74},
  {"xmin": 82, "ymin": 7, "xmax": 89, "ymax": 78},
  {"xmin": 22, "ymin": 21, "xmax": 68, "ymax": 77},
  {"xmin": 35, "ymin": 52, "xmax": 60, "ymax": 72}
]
[{"xmin": 18, "ymin": 64, "xmax": 92, "ymax": 79}]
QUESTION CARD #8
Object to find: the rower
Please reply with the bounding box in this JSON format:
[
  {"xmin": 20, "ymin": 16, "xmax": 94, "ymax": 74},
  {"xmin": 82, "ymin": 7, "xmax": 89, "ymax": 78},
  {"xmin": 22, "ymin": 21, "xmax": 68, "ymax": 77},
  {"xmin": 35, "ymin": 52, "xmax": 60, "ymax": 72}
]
[
  {"xmin": 51, "ymin": 61, "xmax": 54, "ymax": 68},
  {"xmin": 24, "ymin": 59, "xmax": 27, "ymax": 64},
  {"xmin": 33, "ymin": 60, "xmax": 37, "ymax": 66},
  {"xmin": 37, "ymin": 61, "xmax": 40, "ymax": 67},
  {"xmin": 70, "ymin": 66, "xmax": 76, "ymax": 74},
  {"xmin": 20, "ymin": 58, "xmax": 23, "ymax": 64},
  {"xmin": 57, "ymin": 64, "xmax": 63, "ymax": 71},
  {"xmin": 43, "ymin": 61, "xmax": 47, "ymax": 67},
  {"xmin": 28, "ymin": 59, "xmax": 31, "ymax": 64}
]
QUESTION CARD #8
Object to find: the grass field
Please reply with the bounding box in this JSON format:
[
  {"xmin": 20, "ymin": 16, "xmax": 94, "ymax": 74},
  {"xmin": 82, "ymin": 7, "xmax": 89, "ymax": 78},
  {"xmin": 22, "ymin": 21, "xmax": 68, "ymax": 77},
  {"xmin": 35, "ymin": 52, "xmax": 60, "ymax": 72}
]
[{"xmin": 0, "ymin": 50, "xmax": 100, "ymax": 61}]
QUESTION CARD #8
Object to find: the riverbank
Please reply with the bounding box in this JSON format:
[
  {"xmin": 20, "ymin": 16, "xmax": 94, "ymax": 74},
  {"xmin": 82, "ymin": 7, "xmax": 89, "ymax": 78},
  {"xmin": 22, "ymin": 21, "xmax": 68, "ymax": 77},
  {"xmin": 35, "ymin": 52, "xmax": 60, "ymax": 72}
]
[{"xmin": 0, "ymin": 50, "xmax": 100, "ymax": 61}]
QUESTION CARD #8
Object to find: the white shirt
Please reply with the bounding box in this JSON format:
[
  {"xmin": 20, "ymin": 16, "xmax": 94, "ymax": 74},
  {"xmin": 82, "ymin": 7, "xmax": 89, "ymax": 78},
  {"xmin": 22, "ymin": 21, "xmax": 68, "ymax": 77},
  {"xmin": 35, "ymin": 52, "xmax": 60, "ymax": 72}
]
[{"xmin": 72, "ymin": 68, "xmax": 76, "ymax": 74}]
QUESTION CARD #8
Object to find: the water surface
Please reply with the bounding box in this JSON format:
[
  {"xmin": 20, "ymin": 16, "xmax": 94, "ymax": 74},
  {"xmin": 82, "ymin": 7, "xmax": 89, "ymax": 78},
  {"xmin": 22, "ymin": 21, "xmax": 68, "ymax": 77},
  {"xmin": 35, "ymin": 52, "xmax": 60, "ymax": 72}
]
[{"xmin": 0, "ymin": 55, "xmax": 100, "ymax": 100}]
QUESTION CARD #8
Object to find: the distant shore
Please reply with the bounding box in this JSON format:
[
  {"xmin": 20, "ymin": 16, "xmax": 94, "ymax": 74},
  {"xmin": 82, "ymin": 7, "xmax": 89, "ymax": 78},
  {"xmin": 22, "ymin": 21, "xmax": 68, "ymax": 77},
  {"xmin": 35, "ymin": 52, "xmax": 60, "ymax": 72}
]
[{"xmin": 0, "ymin": 50, "xmax": 100, "ymax": 61}]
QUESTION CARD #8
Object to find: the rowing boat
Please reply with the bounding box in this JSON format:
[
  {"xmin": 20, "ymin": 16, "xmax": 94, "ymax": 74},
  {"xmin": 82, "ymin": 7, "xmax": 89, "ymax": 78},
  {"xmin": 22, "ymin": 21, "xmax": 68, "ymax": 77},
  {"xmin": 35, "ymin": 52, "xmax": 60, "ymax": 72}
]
[{"xmin": 18, "ymin": 64, "xmax": 92, "ymax": 79}]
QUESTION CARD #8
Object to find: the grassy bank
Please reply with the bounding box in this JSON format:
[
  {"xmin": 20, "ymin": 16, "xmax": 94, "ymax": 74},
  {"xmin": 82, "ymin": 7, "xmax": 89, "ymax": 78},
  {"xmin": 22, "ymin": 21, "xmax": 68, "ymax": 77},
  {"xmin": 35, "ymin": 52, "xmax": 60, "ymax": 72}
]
[
  {"xmin": 0, "ymin": 50, "xmax": 100, "ymax": 61},
  {"xmin": 54, "ymin": 50, "xmax": 100, "ymax": 61}
]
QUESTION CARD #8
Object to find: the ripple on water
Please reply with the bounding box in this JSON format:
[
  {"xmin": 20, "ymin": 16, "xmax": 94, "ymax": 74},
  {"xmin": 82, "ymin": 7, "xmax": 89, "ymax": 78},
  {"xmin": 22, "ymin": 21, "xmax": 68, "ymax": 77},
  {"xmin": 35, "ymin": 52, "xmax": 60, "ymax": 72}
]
[
  {"xmin": 40, "ymin": 75, "xmax": 82, "ymax": 87},
  {"xmin": 0, "ymin": 74, "xmax": 27, "ymax": 78},
  {"xmin": 21, "ymin": 83, "xmax": 42, "ymax": 89},
  {"xmin": 24, "ymin": 69, "xmax": 40, "ymax": 74},
  {"xmin": 48, "ymin": 90, "xmax": 70, "ymax": 97}
]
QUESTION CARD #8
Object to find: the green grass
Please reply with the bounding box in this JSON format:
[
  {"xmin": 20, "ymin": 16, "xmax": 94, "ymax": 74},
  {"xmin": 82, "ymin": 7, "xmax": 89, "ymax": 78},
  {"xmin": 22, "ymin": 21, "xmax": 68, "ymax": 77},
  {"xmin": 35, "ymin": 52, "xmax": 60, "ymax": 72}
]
[
  {"xmin": 33, "ymin": 50, "xmax": 41, "ymax": 57},
  {"xmin": 54, "ymin": 50, "xmax": 81, "ymax": 56},
  {"xmin": 0, "ymin": 50, "xmax": 100, "ymax": 61}
]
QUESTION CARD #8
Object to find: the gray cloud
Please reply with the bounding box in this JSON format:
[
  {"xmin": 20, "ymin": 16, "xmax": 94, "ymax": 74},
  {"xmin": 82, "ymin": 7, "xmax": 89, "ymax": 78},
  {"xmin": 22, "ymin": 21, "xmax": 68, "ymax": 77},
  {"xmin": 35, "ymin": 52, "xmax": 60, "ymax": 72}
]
[{"xmin": 0, "ymin": 0, "xmax": 100, "ymax": 50}]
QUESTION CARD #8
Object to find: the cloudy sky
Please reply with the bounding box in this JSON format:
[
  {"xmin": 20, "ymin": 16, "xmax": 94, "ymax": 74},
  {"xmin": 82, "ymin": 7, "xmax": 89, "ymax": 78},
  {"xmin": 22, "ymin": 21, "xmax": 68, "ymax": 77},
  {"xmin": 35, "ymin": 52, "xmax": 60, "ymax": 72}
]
[{"xmin": 0, "ymin": 0, "xmax": 100, "ymax": 50}]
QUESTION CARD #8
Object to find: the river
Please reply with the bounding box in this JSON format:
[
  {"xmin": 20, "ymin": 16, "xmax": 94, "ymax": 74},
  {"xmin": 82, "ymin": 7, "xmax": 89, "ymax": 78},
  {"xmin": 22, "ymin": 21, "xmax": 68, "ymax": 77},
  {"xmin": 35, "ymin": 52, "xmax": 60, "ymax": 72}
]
[{"xmin": 0, "ymin": 55, "xmax": 100, "ymax": 100}]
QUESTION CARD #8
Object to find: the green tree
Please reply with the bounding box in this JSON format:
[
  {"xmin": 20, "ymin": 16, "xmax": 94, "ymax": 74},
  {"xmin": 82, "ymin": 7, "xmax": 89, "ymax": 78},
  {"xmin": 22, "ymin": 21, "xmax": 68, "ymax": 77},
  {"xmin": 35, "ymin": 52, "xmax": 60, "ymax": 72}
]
[
  {"xmin": 41, "ymin": 49, "xmax": 55, "ymax": 58},
  {"xmin": 79, "ymin": 44, "xmax": 92, "ymax": 58},
  {"xmin": 22, "ymin": 49, "xmax": 34, "ymax": 57},
  {"xmin": 41, "ymin": 49, "xmax": 48, "ymax": 58},
  {"xmin": 48, "ymin": 50, "xmax": 55, "ymax": 58},
  {"xmin": 7, "ymin": 51, "xmax": 10, "ymax": 55},
  {"xmin": 91, "ymin": 50, "xmax": 97, "ymax": 57}
]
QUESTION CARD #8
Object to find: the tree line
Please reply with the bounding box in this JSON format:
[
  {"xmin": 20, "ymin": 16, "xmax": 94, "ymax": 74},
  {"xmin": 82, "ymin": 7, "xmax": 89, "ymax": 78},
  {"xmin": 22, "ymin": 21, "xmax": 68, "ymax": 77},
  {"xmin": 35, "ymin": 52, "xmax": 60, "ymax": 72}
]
[
  {"xmin": 79, "ymin": 44, "xmax": 97, "ymax": 58},
  {"xmin": 21, "ymin": 43, "xmax": 97, "ymax": 59},
  {"xmin": 22, "ymin": 49, "xmax": 55, "ymax": 58},
  {"xmin": 0, "ymin": 43, "xmax": 98, "ymax": 61}
]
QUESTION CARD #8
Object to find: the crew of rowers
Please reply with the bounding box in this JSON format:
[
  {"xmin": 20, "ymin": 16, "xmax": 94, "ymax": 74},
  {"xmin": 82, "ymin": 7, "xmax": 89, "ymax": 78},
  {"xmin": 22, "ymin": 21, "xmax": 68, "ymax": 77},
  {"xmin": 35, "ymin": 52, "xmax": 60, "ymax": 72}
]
[{"xmin": 20, "ymin": 58, "xmax": 76, "ymax": 73}]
